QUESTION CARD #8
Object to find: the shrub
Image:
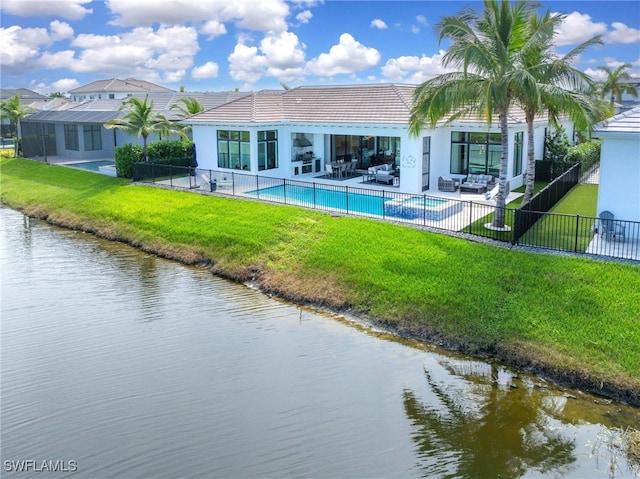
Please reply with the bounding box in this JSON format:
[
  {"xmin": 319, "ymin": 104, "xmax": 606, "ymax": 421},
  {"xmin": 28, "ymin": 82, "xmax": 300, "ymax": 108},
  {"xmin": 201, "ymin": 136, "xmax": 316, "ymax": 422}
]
[
  {"xmin": 147, "ymin": 140, "xmax": 193, "ymax": 167},
  {"xmin": 114, "ymin": 143, "xmax": 143, "ymax": 178},
  {"xmin": 543, "ymin": 126, "xmax": 570, "ymax": 162},
  {"xmin": 566, "ymin": 140, "xmax": 601, "ymax": 174}
]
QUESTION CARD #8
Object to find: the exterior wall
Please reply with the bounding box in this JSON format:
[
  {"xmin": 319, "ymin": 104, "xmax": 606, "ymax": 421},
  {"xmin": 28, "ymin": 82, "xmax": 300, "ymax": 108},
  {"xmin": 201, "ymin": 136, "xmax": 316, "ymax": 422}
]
[
  {"xmin": 191, "ymin": 119, "xmax": 556, "ymax": 194},
  {"xmin": 597, "ymin": 132, "xmax": 640, "ymax": 236}
]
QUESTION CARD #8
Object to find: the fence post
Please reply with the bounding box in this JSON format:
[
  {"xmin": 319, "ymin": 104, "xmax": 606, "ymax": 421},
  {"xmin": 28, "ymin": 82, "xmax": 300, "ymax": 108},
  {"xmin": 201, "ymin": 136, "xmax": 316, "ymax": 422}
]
[
  {"xmin": 513, "ymin": 209, "xmax": 520, "ymax": 245},
  {"xmin": 345, "ymin": 186, "xmax": 349, "ymax": 214},
  {"xmin": 423, "ymin": 194, "xmax": 427, "ymax": 226},
  {"xmin": 283, "ymin": 179, "xmax": 287, "ymax": 205},
  {"xmin": 313, "ymin": 182, "xmax": 316, "ymax": 208},
  {"xmin": 468, "ymin": 201, "xmax": 473, "ymax": 234},
  {"xmin": 574, "ymin": 214, "xmax": 580, "ymax": 252},
  {"xmin": 231, "ymin": 171, "xmax": 235, "ymax": 196},
  {"xmin": 382, "ymin": 190, "xmax": 386, "ymax": 220}
]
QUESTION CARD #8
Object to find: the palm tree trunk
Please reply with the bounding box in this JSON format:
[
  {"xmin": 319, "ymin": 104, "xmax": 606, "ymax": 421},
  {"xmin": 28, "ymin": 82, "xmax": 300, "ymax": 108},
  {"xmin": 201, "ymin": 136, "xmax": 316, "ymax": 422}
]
[
  {"xmin": 142, "ymin": 134, "xmax": 149, "ymax": 162},
  {"xmin": 492, "ymin": 112, "xmax": 509, "ymax": 228},
  {"xmin": 522, "ymin": 115, "xmax": 536, "ymax": 204}
]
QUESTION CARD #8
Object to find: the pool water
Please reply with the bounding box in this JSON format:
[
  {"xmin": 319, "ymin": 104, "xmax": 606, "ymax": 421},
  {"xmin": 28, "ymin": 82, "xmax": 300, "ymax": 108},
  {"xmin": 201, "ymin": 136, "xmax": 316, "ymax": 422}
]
[
  {"xmin": 246, "ymin": 184, "xmax": 448, "ymax": 218},
  {"xmin": 66, "ymin": 160, "xmax": 115, "ymax": 172}
]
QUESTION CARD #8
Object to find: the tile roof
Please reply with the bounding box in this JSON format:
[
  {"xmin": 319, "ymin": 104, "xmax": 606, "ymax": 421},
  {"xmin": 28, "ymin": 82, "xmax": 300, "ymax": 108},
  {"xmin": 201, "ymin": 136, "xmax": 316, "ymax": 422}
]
[
  {"xmin": 188, "ymin": 84, "xmax": 417, "ymax": 125},
  {"xmin": 594, "ymin": 106, "xmax": 640, "ymax": 134},
  {"xmin": 68, "ymin": 78, "xmax": 174, "ymax": 94},
  {"xmin": 186, "ymin": 83, "xmax": 538, "ymax": 126},
  {"xmin": 21, "ymin": 92, "xmax": 250, "ymax": 123}
]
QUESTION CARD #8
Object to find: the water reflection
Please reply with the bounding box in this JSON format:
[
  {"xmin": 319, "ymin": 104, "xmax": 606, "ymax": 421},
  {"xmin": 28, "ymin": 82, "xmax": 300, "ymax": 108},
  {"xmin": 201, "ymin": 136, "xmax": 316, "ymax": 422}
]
[{"xmin": 404, "ymin": 362, "xmax": 576, "ymax": 478}]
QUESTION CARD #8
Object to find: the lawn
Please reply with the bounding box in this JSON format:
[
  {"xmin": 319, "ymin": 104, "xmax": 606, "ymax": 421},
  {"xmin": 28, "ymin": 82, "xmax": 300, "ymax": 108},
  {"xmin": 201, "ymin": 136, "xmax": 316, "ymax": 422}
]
[{"xmin": 2, "ymin": 158, "xmax": 639, "ymax": 404}]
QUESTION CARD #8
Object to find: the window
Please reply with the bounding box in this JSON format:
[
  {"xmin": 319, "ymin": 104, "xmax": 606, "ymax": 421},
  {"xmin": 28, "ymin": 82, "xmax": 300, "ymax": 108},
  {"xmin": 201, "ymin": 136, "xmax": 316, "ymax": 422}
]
[
  {"xmin": 64, "ymin": 124, "xmax": 79, "ymax": 151},
  {"xmin": 83, "ymin": 125, "xmax": 102, "ymax": 151},
  {"xmin": 258, "ymin": 130, "xmax": 278, "ymax": 171},
  {"xmin": 217, "ymin": 130, "xmax": 250, "ymax": 170},
  {"xmin": 450, "ymin": 132, "xmax": 501, "ymax": 176},
  {"xmin": 331, "ymin": 135, "xmax": 400, "ymax": 168},
  {"xmin": 513, "ymin": 132, "xmax": 523, "ymax": 177}
]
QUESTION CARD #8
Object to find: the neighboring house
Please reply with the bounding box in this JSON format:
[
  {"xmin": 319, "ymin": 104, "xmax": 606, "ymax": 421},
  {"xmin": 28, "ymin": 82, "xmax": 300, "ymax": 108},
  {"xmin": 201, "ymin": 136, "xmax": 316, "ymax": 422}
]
[
  {"xmin": 593, "ymin": 106, "xmax": 640, "ymax": 234},
  {"xmin": 186, "ymin": 83, "xmax": 572, "ymax": 195},
  {"xmin": 68, "ymin": 78, "xmax": 174, "ymax": 102},
  {"xmin": 0, "ymin": 88, "xmax": 48, "ymax": 137},
  {"xmin": 20, "ymin": 92, "xmax": 250, "ymax": 161}
]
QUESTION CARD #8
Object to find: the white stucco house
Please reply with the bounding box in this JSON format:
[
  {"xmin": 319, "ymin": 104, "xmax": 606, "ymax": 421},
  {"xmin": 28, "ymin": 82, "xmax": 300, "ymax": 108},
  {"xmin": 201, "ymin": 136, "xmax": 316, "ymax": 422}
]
[
  {"xmin": 186, "ymin": 84, "xmax": 572, "ymax": 195},
  {"xmin": 67, "ymin": 78, "xmax": 174, "ymax": 102},
  {"xmin": 593, "ymin": 106, "xmax": 640, "ymax": 237}
]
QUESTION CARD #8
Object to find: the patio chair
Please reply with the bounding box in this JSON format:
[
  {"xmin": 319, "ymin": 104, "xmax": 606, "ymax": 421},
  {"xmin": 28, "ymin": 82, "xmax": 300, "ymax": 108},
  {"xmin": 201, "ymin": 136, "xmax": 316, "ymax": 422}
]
[
  {"xmin": 598, "ymin": 210, "xmax": 625, "ymax": 242},
  {"xmin": 325, "ymin": 163, "xmax": 336, "ymax": 178},
  {"xmin": 438, "ymin": 176, "xmax": 459, "ymax": 192}
]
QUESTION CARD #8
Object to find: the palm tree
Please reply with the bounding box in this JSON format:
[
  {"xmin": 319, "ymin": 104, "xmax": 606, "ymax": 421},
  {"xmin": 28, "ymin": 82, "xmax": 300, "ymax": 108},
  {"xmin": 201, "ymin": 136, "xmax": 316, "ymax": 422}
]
[
  {"xmin": 169, "ymin": 96, "xmax": 204, "ymax": 138},
  {"xmin": 0, "ymin": 95, "xmax": 35, "ymax": 157},
  {"xmin": 409, "ymin": 0, "xmax": 542, "ymax": 229},
  {"xmin": 518, "ymin": 13, "xmax": 605, "ymax": 204},
  {"xmin": 105, "ymin": 95, "xmax": 172, "ymax": 162},
  {"xmin": 597, "ymin": 63, "xmax": 639, "ymax": 107}
]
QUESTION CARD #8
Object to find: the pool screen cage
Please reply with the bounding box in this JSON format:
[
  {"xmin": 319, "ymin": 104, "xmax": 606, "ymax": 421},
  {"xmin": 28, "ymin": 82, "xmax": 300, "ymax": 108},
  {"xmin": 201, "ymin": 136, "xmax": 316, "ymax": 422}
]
[{"xmin": 21, "ymin": 122, "xmax": 57, "ymax": 159}]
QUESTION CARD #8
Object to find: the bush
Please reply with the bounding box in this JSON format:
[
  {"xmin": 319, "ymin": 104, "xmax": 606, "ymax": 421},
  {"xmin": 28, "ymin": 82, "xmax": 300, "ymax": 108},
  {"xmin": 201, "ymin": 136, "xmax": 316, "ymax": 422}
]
[
  {"xmin": 114, "ymin": 143, "xmax": 143, "ymax": 178},
  {"xmin": 115, "ymin": 140, "xmax": 194, "ymax": 178},
  {"xmin": 566, "ymin": 140, "xmax": 601, "ymax": 174},
  {"xmin": 543, "ymin": 126, "xmax": 570, "ymax": 162},
  {"xmin": 148, "ymin": 140, "xmax": 193, "ymax": 167}
]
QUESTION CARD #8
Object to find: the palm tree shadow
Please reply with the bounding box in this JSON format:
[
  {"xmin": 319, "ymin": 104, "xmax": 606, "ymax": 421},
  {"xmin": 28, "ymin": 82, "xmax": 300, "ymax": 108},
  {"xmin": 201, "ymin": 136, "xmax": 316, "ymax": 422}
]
[{"xmin": 403, "ymin": 362, "xmax": 576, "ymax": 478}]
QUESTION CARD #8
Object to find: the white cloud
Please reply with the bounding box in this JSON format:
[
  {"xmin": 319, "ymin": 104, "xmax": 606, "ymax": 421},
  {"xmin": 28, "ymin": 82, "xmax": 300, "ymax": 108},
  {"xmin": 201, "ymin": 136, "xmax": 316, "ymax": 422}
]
[
  {"xmin": 49, "ymin": 21, "xmax": 74, "ymax": 42},
  {"xmin": 106, "ymin": 0, "xmax": 290, "ymax": 32},
  {"xmin": 201, "ymin": 20, "xmax": 227, "ymax": 40},
  {"xmin": 36, "ymin": 25, "xmax": 200, "ymax": 82},
  {"xmin": 0, "ymin": 25, "xmax": 50, "ymax": 75},
  {"xmin": 606, "ymin": 22, "xmax": 640, "ymax": 44},
  {"xmin": 228, "ymin": 31, "xmax": 306, "ymax": 84},
  {"xmin": 370, "ymin": 19, "xmax": 387, "ymax": 30},
  {"xmin": 228, "ymin": 43, "xmax": 266, "ymax": 83},
  {"xmin": 296, "ymin": 10, "xmax": 313, "ymax": 24},
  {"xmin": 411, "ymin": 24, "xmax": 420, "ymax": 34},
  {"xmin": 1, "ymin": 0, "xmax": 92, "ymax": 20},
  {"xmin": 416, "ymin": 15, "xmax": 428, "ymax": 26},
  {"xmin": 554, "ymin": 11, "xmax": 607, "ymax": 47},
  {"xmin": 381, "ymin": 51, "xmax": 450, "ymax": 83},
  {"xmin": 306, "ymin": 33, "xmax": 380, "ymax": 77},
  {"xmin": 51, "ymin": 78, "xmax": 80, "ymax": 92},
  {"xmin": 192, "ymin": 61, "xmax": 219, "ymax": 79}
]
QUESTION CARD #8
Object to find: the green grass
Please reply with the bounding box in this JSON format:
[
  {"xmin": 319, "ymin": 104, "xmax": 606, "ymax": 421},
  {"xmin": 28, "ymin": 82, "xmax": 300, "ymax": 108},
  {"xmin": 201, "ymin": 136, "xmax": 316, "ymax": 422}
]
[
  {"xmin": 2, "ymin": 158, "xmax": 639, "ymax": 402},
  {"xmin": 518, "ymin": 184, "xmax": 598, "ymax": 251}
]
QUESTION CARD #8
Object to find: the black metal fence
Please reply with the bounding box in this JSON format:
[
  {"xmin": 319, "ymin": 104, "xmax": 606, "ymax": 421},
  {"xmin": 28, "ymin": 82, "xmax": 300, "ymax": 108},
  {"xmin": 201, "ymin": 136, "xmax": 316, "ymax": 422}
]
[{"xmin": 132, "ymin": 163, "xmax": 638, "ymax": 261}]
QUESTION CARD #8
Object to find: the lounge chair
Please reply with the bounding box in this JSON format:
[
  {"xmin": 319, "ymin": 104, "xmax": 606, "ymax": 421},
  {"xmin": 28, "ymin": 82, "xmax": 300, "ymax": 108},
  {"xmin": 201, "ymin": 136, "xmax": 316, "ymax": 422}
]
[
  {"xmin": 438, "ymin": 176, "xmax": 459, "ymax": 192},
  {"xmin": 598, "ymin": 210, "xmax": 625, "ymax": 242},
  {"xmin": 375, "ymin": 164, "xmax": 395, "ymax": 184},
  {"xmin": 200, "ymin": 173, "xmax": 217, "ymax": 191}
]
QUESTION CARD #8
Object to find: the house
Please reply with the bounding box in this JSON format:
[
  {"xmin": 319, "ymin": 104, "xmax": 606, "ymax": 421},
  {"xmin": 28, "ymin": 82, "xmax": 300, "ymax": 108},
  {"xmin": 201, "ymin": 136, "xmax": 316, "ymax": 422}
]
[
  {"xmin": 20, "ymin": 91, "xmax": 249, "ymax": 162},
  {"xmin": 593, "ymin": 106, "xmax": 640, "ymax": 236},
  {"xmin": 68, "ymin": 78, "xmax": 174, "ymax": 102},
  {"xmin": 186, "ymin": 83, "xmax": 572, "ymax": 195}
]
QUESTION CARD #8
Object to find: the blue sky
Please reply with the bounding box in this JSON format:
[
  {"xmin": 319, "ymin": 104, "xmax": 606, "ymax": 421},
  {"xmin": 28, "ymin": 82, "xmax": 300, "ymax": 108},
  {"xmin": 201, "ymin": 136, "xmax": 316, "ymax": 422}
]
[{"xmin": 1, "ymin": 0, "xmax": 639, "ymax": 94}]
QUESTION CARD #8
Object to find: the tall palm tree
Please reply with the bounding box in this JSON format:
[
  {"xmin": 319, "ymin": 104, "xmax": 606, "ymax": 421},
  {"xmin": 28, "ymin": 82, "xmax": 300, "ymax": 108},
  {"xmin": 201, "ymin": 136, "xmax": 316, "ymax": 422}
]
[
  {"xmin": 409, "ymin": 0, "xmax": 542, "ymax": 229},
  {"xmin": 597, "ymin": 63, "xmax": 639, "ymax": 107},
  {"xmin": 0, "ymin": 95, "xmax": 35, "ymax": 157},
  {"xmin": 169, "ymin": 96, "xmax": 204, "ymax": 138},
  {"xmin": 105, "ymin": 95, "xmax": 173, "ymax": 162},
  {"xmin": 518, "ymin": 13, "xmax": 605, "ymax": 204}
]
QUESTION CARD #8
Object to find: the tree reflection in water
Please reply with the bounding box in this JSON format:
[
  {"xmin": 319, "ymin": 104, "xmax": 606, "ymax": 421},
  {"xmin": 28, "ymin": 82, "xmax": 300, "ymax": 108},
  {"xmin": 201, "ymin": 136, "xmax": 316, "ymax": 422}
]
[{"xmin": 403, "ymin": 360, "xmax": 576, "ymax": 478}]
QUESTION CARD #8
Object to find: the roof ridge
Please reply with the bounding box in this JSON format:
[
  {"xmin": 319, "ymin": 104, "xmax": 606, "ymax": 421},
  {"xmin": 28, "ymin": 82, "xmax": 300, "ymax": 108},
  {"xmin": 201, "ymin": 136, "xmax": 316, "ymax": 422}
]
[{"xmin": 391, "ymin": 84, "xmax": 412, "ymax": 111}]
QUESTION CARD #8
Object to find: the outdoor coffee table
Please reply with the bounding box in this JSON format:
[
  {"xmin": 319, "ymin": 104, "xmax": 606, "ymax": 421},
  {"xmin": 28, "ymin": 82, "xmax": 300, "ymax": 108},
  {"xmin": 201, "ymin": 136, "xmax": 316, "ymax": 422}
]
[{"xmin": 459, "ymin": 183, "xmax": 487, "ymax": 194}]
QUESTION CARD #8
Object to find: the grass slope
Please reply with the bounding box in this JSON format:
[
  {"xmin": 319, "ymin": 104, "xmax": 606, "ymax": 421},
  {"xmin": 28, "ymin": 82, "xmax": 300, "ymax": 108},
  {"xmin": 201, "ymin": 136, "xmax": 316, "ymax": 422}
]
[{"xmin": 2, "ymin": 158, "xmax": 639, "ymax": 404}]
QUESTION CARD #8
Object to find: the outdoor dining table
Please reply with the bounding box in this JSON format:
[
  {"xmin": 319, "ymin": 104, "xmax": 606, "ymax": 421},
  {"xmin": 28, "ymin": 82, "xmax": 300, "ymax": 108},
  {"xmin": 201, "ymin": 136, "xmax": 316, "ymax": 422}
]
[{"xmin": 330, "ymin": 161, "xmax": 348, "ymax": 178}]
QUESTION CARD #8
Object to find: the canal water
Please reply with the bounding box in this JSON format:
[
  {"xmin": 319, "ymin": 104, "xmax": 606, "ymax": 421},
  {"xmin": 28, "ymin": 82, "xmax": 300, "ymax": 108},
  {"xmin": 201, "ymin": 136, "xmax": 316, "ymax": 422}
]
[{"xmin": 1, "ymin": 207, "xmax": 638, "ymax": 479}]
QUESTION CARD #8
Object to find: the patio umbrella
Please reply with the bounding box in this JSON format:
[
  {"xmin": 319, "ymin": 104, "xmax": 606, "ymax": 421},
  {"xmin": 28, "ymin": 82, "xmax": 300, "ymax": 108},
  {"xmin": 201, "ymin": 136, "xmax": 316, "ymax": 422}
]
[{"xmin": 191, "ymin": 143, "xmax": 198, "ymax": 168}]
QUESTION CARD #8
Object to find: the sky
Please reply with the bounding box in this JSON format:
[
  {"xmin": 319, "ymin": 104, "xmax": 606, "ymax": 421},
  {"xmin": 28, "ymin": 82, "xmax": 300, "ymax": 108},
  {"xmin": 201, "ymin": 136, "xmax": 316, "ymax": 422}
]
[{"xmin": 1, "ymin": 0, "xmax": 639, "ymax": 95}]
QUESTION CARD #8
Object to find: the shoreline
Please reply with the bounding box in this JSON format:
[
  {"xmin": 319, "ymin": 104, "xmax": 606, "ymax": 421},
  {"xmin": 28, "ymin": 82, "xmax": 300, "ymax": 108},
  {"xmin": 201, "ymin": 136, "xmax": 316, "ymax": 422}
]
[
  {"xmin": 1, "ymin": 158, "xmax": 638, "ymax": 407},
  {"xmin": 8, "ymin": 204, "xmax": 639, "ymax": 407}
]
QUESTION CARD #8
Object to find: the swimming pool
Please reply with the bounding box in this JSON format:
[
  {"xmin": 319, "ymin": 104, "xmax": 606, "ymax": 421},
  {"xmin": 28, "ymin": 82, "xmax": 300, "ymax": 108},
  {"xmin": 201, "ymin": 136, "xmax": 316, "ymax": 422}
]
[
  {"xmin": 65, "ymin": 160, "xmax": 115, "ymax": 173},
  {"xmin": 246, "ymin": 184, "xmax": 462, "ymax": 221}
]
